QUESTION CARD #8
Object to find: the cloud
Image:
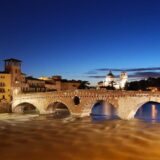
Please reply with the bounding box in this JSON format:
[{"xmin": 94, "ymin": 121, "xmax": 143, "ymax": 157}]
[
  {"xmin": 86, "ymin": 71, "xmax": 160, "ymax": 80},
  {"xmin": 87, "ymin": 75, "xmax": 119, "ymax": 79},
  {"xmin": 87, "ymin": 75, "xmax": 106, "ymax": 79},
  {"xmin": 95, "ymin": 67, "xmax": 160, "ymax": 72},
  {"xmin": 85, "ymin": 70, "xmax": 98, "ymax": 75},
  {"xmin": 85, "ymin": 67, "xmax": 160, "ymax": 80},
  {"xmin": 131, "ymin": 71, "xmax": 160, "ymax": 78},
  {"xmin": 95, "ymin": 68, "xmax": 123, "ymax": 72}
]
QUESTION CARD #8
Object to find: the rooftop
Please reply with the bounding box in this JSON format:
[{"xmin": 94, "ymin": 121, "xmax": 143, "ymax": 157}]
[
  {"xmin": 26, "ymin": 76, "xmax": 44, "ymax": 81},
  {"xmin": 0, "ymin": 71, "xmax": 10, "ymax": 74},
  {"xmin": 4, "ymin": 58, "xmax": 22, "ymax": 62},
  {"xmin": 107, "ymin": 71, "xmax": 115, "ymax": 77},
  {"xmin": 61, "ymin": 79, "xmax": 81, "ymax": 83}
]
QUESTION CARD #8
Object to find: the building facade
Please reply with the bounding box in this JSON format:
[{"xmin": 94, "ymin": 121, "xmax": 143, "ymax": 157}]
[
  {"xmin": 0, "ymin": 59, "xmax": 27, "ymax": 102},
  {"xmin": 39, "ymin": 76, "xmax": 81, "ymax": 91},
  {"xmin": 0, "ymin": 72, "xmax": 11, "ymax": 102},
  {"xmin": 102, "ymin": 71, "xmax": 128, "ymax": 90},
  {"xmin": 0, "ymin": 58, "xmax": 82, "ymax": 102}
]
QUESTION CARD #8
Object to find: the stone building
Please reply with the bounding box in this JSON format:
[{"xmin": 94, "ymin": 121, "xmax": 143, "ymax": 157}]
[
  {"xmin": 0, "ymin": 71, "xmax": 12, "ymax": 102},
  {"xmin": 0, "ymin": 58, "xmax": 82, "ymax": 102},
  {"xmin": 0, "ymin": 58, "xmax": 26, "ymax": 102},
  {"xmin": 104, "ymin": 71, "xmax": 115, "ymax": 87},
  {"xmin": 39, "ymin": 76, "xmax": 81, "ymax": 91},
  {"xmin": 24, "ymin": 77, "xmax": 46, "ymax": 92},
  {"xmin": 101, "ymin": 71, "xmax": 128, "ymax": 90},
  {"xmin": 59, "ymin": 79, "xmax": 81, "ymax": 90}
]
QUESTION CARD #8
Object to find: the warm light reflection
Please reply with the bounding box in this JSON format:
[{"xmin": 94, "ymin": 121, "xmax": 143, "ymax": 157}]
[
  {"xmin": 135, "ymin": 102, "xmax": 160, "ymax": 122},
  {"xmin": 91, "ymin": 101, "xmax": 117, "ymax": 118},
  {"xmin": 151, "ymin": 104, "xmax": 158, "ymax": 119}
]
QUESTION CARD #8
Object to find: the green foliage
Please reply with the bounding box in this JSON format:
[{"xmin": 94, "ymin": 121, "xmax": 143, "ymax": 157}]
[
  {"xmin": 105, "ymin": 85, "xmax": 116, "ymax": 90},
  {"xmin": 78, "ymin": 81, "xmax": 90, "ymax": 89}
]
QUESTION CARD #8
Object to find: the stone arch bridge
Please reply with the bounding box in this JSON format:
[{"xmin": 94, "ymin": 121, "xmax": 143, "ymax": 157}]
[{"xmin": 12, "ymin": 90, "xmax": 160, "ymax": 120}]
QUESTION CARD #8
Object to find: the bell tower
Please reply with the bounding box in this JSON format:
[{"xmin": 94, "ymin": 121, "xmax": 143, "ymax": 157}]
[
  {"xmin": 120, "ymin": 72, "xmax": 128, "ymax": 89},
  {"xmin": 4, "ymin": 58, "xmax": 22, "ymax": 86}
]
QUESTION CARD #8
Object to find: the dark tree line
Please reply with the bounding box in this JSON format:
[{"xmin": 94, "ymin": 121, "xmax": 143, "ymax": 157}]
[
  {"xmin": 78, "ymin": 81, "xmax": 90, "ymax": 89},
  {"xmin": 126, "ymin": 77, "xmax": 160, "ymax": 91}
]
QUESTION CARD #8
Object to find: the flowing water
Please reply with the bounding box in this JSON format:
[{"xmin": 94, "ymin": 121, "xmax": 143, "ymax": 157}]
[{"xmin": 0, "ymin": 103, "xmax": 160, "ymax": 160}]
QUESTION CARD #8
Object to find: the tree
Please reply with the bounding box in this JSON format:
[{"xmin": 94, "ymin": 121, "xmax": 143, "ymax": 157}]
[
  {"xmin": 126, "ymin": 77, "xmax": 160, "ymax": 91},
  {"xmin": 78, "ymin": 81, "xmax": 90, "ymax": 89},
  {"xmin": 105, "ymin": 85, "xmax": 115, "ymax": 90}
]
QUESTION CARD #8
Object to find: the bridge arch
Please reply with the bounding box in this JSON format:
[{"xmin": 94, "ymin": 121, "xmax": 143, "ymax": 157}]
[
  {"xmin": 127, "ymin": 100, "xmax": 160, "ymax": 120},
  {"xmin": 46, "ymin": 101, "xmax": 71, "ymax": 117},
  {"xmin": 13, "ymin": 102, "xmax": 39, "ymax": 114},
  {"xmin": 90, "ymin": 100, "xmax": 118, "ymax": 118}
]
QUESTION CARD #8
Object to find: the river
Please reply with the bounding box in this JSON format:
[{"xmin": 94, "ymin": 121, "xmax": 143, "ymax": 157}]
[{"xmin": 0, "ymin": 103, "xmax": 160, "ymax": 160}]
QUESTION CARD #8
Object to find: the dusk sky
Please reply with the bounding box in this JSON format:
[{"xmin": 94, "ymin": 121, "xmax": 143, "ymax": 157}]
[{"xmin": 1, "ymin": 0, "xmax": 160, "ymax": 84}]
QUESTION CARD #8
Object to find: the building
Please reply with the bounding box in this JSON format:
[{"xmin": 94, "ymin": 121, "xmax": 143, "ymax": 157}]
[
  {"xmin": 0, "ymin": 72, "xmax": 11, "ymax": 102},
  {"xmin": 102, "ymin": 71, "xmax": 128, "ymax": 90},
  {"xmin": 0, "ymin": 58, "xmax": 25, "ymax": 102},
  {"xmin": 104, "ymin": 71, "xmax": 115, "ymax": 87},
  {"xmin": 24, "ymin": 77, "xmax": 46, "ymax": 92},
  {"xmin": 39, "ymin": 76, "xmax": 81, "ymax": 91},
  {"xmin": 59, "ymin": 79, "xmax": 81, "ymax": 90},
  {"xmin": 4, "ymin": 59, "xmax": 24, "ymax": 87},
  {"xmin": 119, "ymin": 72, "xmax": 128, "ymax": 89},
  {"xmin": 0, "ymin": 58, "xmax": 82, "ymax": 102}
]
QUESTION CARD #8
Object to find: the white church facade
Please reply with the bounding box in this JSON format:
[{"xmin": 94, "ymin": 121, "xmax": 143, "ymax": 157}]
[{"xmin": 103, "ymin": 71, "xmax": 128, "ymax": 89}]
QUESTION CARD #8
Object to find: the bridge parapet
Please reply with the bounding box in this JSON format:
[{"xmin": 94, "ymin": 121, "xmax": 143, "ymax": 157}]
[{"xmin": 13, "ymin": 90, "xmax": 160, "ymax": 100}]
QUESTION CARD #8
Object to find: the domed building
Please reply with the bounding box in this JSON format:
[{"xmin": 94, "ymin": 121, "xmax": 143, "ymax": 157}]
[
  {"xmin": 104, "ymin": 71, "xmax": 115, "ymax": 87},
  {"xmin": 103, "ymin": 71, "xmax": 128, "ymax": 89}
]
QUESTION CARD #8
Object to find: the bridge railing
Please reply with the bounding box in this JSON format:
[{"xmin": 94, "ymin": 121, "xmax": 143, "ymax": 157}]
[{"xmin": 13, "ymin": 89, "xmax": 160, "ymax": 100}]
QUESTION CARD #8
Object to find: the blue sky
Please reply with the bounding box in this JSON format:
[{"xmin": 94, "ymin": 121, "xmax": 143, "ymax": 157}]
[{"xmin": 1, "ymin": 0, "xmax": 160, "ymax": 84}]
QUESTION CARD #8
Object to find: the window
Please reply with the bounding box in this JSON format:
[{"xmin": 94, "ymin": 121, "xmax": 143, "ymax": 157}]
[
  {"xmin": 0, "ymin": 82, "xmax": 5, "ymax": 87},
  {"xmin": 0, "ymin": 76, "xmax": 5, "ymax": 79},
  {"xmin": 0, "ymin": 88, "xmax": 5, "ymax": 93}
]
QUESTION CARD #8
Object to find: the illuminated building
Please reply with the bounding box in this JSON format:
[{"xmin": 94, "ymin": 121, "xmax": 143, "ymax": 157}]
[
  {"xmin": 104, "ymin": 71, "xmax": 115, "ymax": 87},
  {"xmin": 38, "ymin": 76, "xmax": 81, "ymax": 91},
  {"xmin": 103, "ymin": 71, "xmax": 128, "ymax": 89},
  {"xmin": 0, "ymin": 72, "xmax": 11, "ymax": 102},
  {"xmin": 0, "ymin": 58, "xmax": 25, "ymax": 102}
]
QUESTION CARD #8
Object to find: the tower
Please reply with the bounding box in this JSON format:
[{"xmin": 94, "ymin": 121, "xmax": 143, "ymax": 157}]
[
  {"xmin": 4, "ymin": 58, "xmax": 22, "ymax": 87},
  {"xmin": 119, "ymin": 72, "xmax": 128, "ymax": 89}
]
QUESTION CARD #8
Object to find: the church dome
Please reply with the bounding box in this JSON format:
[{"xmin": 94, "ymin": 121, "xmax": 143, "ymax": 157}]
[{"xmin": 107, "ymin": 71, "xmax": 114, "ymax": 77}]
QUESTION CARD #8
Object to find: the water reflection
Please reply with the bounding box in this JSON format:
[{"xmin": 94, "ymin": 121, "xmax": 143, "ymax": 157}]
[
  {"xmin": 49, "ymin": 108, "xmax": 70, "ymax": 119},
  {"xmin": 135, "ymin": 102, "xmax": 160, "ymax": 122},
  {"xmin": 91, "ymin": 115, "xmax": 119, "ymax": 122},
  {"xmin": 47, "ymin": 102, "xmax": 70, "ymax": 119},
  {"xmin": 91, "ymin": 101, "xmax": 118, "ymax": 121},
  {"xmin": 14, "ymin": 103, "xmax": 39, "ymax": 114}
]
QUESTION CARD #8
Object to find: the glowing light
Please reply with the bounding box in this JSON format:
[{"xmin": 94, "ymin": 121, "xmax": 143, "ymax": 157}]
[
  {"xmin": 151, "ymin": 104, "xmax": 157, "ymax": 119},
  {"xmin": 15, "ymin": 89, "xmax": 18, "ymax": 95}
]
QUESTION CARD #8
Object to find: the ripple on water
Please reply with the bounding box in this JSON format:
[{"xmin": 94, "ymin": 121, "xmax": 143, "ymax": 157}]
[{"xmin": 0, "ymin": 114, "xmax": 160, "ymax": 160}]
